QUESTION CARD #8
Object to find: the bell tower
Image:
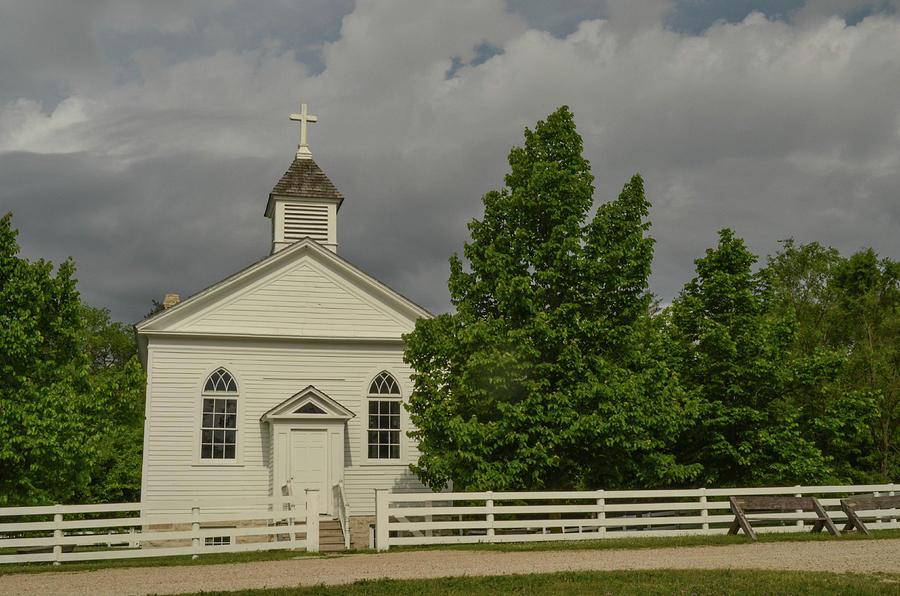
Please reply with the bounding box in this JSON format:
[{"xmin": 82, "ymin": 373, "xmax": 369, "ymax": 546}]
[{"xmin": 264, "ymin": 104, "xmax": 343, "ymax": 254}]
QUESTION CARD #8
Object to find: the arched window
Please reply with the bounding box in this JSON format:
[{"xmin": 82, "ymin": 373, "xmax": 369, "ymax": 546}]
[
  {"xmin": 367, "ymin": 371, "xmax": 401, "ymax": 460},
  {"xmin": 201, "ymin": 368, "xmax": 238, "ymax": 460}
]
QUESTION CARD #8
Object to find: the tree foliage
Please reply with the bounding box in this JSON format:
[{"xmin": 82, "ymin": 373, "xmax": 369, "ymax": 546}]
[
  {"xmin": 0, "ymin": 213, "xmax": 144, "ymax": 505},
  {"xmin": 767, "ymin": 240, "xmax": 898, "ymax": 481},
  {"xmin": 404, "ymin": 107, "xmax": 696, "ymax": 491},
  {"xmin": 667, "ymin": 230, "xmax": 833, "ymax": 485}
]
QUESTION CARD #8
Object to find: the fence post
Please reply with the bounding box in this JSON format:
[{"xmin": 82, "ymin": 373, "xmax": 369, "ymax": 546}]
[
  {"xmin": 191, "ymin": 505, "xmax": 201, "ymax": 559},
  {"xmin": 699, "ymin": 487, "xmax": 709, "ymax": 531},
  {"xmin": 288, "ymin": 492, "xmax": 297, "ymax": 550},
  {"xmin": 597, "ymin": 490, "xmax": 606, "ymax": 535},
  {"xmin": 375, "ymin": 489, "xmax": 389, "ymax": 551},
  {"xmin": 890, "ymin": 484, "xmax": 897, "ymax": 527},
  {"xmin": 486, "ymin": 491, "xmax": 495, "ymax": 541},
  {"xmin": 52, "ymin": 505, "xmax": 63, "ymax": 566},
  {"xmin": 794, "ymin": 486, "xmax": 804, "ymax": 529},
  {"xmin": 306, "ymin": 489, "xmax": 319, "ymax": 552},
  {"xmin": 873, "ymin": 489, "xmax": 882, "ymax": 529}
]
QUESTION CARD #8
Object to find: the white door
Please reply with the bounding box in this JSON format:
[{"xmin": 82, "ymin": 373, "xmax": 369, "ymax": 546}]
[{"xmin": 290, "ymin": 429, "xmax": 328, "ymax": 514}]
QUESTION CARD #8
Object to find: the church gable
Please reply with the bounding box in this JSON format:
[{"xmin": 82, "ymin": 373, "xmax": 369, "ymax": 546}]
[
  {"xmin": 138, "ymin": 239, "xmax": 429, "ymax": 339},
  {"xmin": 260, "ymin": 385, "xmax": 355, "ymax": 422}
]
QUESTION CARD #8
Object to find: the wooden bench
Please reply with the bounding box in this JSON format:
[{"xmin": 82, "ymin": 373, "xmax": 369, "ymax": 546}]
[
  {"xmin": 840, "ymin": 495, "xmax": 900, "ymax": 536},
  {"xmin": 727, "ymin": 496, "xmax": 840, "ymax": 540}
]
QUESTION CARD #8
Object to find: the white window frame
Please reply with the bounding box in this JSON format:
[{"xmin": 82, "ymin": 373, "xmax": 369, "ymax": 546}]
[
  {"xmin": 193, "ymin": 367, "xmax": 243, "ymax": 467},
  {"xmin": 365, "ymin": 371, "xmax": 403, "ymax": 464}
]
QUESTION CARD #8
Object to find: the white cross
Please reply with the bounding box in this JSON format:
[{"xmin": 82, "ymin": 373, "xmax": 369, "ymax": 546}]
[{"xmin": 289, "ymin": 104, "xmax": 317, "ymax": 158}]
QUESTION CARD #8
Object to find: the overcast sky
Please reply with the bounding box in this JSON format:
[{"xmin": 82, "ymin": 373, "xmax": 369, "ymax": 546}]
[{"xmin": 2, "ymin": 0, "xmax": 898, "ymax": 323}]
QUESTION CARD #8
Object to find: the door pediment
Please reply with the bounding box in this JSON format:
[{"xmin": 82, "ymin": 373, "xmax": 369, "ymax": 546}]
[{"xmin": 260, "ymin": 385, "xmax": 355, "ymax": 422}]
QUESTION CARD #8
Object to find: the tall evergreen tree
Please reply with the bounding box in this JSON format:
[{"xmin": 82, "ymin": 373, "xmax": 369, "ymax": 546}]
[{"xmin": 404, "ymin": 107, "xmax": 696, "ymax": 491}]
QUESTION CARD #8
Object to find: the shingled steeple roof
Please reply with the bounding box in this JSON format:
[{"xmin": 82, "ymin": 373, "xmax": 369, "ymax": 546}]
[
  {"xmin": 270, "ymin": 157, "xmax": 344, "ymax": 202},
  {"xmin": 265, "ymin": 103, "xmax": 343, "ymax": 254}
]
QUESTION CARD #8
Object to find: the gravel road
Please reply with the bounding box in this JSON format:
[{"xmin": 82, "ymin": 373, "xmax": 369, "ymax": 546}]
[{"xmin": 2, "ymin": 539, "xmax": 899, "ymax": 595}]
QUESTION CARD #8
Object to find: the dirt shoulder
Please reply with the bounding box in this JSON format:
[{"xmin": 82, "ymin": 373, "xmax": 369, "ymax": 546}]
[{"xmin": 2, "ymin": 539, "xmax": 899, "ymax": 596}]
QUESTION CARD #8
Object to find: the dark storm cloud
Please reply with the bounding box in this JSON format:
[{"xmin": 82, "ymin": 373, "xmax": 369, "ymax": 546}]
[
  {"xmin": 2, "ymin": 151, "xmax": 272, "ymax": 320},
  {"xmin": 1, "ymin": 0, "xmax": 899, "ymax": 323}
]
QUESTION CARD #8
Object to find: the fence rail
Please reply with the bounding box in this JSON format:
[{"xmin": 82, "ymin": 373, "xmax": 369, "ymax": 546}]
[
  {"xmin": 0, "ymin": 490, "xmax": 321, "ymax": 565},
  {"xmin": 374, "ymin": 483, "xmax": 898, "ymax": 550}
]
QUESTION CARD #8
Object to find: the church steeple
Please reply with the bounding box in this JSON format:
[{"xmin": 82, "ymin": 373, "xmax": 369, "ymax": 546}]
[{"xmin": 265, "ymin": 104, "xmax": 343, "ymax": 254}]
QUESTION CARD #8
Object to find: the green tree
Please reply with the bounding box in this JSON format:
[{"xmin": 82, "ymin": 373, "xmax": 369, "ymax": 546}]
[
  {"xmin": 766, "ymin": 241, "xmax": 899, "ymax": 481},
  {"xmin": 0, "ymin": 213, "xmax": 146, "ymax": 505},
  {"xmin": 830, "ymin": 250, "xmax": 899, "ymax": 478},
  {"xmin": 668, "ymin": 230, "xmax": 831, "ymax": 486},
  {"xmin": 77, "ymin": 305, "xmax": 145, "ymax": 503},
  {"xmin": 0, "ymin": 212, "xmax": 95, "ymax": 505},
  {"xmin": 404, "ymin": 107, "xmax": 696, "ymax": 491},
  {"xmin": 765, "ymin": 240, "xmax": 870, "ymax": 482},
  {"xmin": 81, "ymin": 304, "xmax": 138, "ymax": 371}
]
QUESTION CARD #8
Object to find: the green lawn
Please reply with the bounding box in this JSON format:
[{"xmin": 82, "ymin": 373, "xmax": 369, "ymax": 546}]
[{"xmin": 161, "ymin": 569, "xmax": 900, "ymax": 596}]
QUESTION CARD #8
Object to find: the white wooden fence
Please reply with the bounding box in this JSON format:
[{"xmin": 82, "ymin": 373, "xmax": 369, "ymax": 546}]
[
  {"xmin": 374, "ymin": 483, "xmax": 898, "ymax": 550},
  {"xmin": 0, "ymin": 490, "xmax": 319, "ymax": 565}
]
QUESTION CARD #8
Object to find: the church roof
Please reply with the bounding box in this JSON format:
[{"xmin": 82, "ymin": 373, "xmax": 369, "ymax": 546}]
[{"xmin": 270, "ymin": 157, "xmax": 343, "ymax": 201}]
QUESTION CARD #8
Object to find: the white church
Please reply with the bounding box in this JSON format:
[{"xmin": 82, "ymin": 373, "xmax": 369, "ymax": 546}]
[{"xmin": 135, "ymin": 105, "xmax": 433, "ymax": 548}]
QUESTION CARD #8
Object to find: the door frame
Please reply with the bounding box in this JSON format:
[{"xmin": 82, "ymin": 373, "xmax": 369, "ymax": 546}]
[{"xmin": 261, "ymin": 385, "xmax": 354, "ymax": 516}]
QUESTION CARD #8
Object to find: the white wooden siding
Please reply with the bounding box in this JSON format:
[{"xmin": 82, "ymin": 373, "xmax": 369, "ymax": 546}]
[
  {"xmin": 178, "ymin": 261, "xmax": 412, "ymax": 338},
  {"xmin": 142, "ymin": 337, "xmax": 430, "ymax": 518}
]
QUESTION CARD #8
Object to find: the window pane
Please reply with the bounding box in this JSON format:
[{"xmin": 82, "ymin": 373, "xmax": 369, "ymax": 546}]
[
  {"xmin": 214, "ymin": 399, "xmax": 226, "ymax": 414},
  {"xmin": 202, "ymin": 430, "xmax": 213, "ymax": 443},
  {"xmin": 224, "ymin": 444, "xmax": 235, "ymax": 459},
  {"xmin": 379, "ymin": 431, "xmax": 389, "ymax": 444},
  {"xmin": 201, "ymin": 444, "xmax": 212, "ymax": 458},
  {"xmin": 368, "ymin": 415, "xmax": 378, "ymax": 429},
  {"xmin": 224, "ymin": 414, "xmax": 235, "ymax": 428},
  {"xmin": 203, "ymin": 399, "xmax": 214, "ymax": 413},
  {"xmin": 204, "ymin": 379, "xmax": 215, "ymax": 392},
  {"xmin": 389, "ymin": 431, "xmax": 399, "ymax": 445},
  {"xmin": 202, "ymin": 413, "xmax": 213, "ymax": 428},
  {"xmin": 368, "ymin": 445, "xmax": 378, "ymax": 458},
  {"xmin": 379, "ymin": 444, "xmax": 389, "ymax": 458},
  {"xmin": 368, "ymin": 431, "xmax": 378, "ymax": 445},
  {"xmin": 390, "ymin": 445, "xmax": 399, "ymax": 458},
  {"xmin": 390, "ymin": 415, "xmax": 400, "ymax": 429},
  {"xmin": 224, "ymin": 430, "xmax": 236, "ymax": 444},
  {"xmin": 368, "ymin": 401, "xmax": 378, "ymax": 415},
  {"xmin": 390, "ymin": 401, "xmax": 400, "ymax": 414},
  {"xmin": 214, "ymin": 413, "xmax": 225, "ymax": 428},
  {"xmin": 213, "ymin": 444, "xmax": 224, "ymax": 458},
  {"xmin": 226, "ymin": 400, "xmax": 237, "ymax": 413},
  {"xmin": 214, "ymin": 430, "xmax": 224, "ymax": 443}
]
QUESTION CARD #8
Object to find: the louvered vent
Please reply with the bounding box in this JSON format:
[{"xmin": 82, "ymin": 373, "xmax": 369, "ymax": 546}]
[{"xmin": 284, "ymin": 204, "xmax": 329, "ymax": 242}]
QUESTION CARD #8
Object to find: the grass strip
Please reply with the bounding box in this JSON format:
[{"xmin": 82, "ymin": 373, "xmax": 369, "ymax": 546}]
[{"xmin": 159, "ymin": 569, "xmax": 900, "ymax": 596}]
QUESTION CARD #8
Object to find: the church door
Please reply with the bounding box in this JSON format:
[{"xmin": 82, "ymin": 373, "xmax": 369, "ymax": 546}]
[{"xmin": 290, "ymin": 429, "xmax": 329, "ymax": 514}]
